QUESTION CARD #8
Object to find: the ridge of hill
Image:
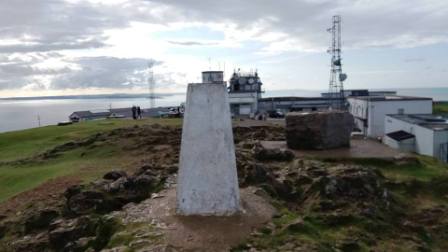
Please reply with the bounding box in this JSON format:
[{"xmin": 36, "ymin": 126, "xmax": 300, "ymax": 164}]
[{"xmin": 0, "ymin": 119, "xmax": 447, "ymax": 251}]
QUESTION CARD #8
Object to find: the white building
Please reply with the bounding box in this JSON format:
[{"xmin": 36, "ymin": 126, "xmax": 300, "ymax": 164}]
[
  {"xmin": 227, "ymin": 70, "xmax": 263, "ymax": 116},
  {"xmin": 384, "ymin": 114, "xmax": 448, "ymax": 163},
  {"xmin": 347, "ymin": 96, "xmax": 433, "ymax": 138}
]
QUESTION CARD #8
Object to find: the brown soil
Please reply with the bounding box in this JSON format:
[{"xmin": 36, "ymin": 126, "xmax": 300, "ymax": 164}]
[
  {"xmin": 0, "ymin": 176, "xmax": 81, "ymax": 217},
  {"xmin": 113, "ymin": 187, "xmax": 276, "ymax": 252}
]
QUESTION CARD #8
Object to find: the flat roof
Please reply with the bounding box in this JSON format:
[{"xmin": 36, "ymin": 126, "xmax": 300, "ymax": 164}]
[
  {"xmin": 349, "ymin": 95, "xmax": 432, "ymax": 102},
  {"xmin": 387, "ymin": 114, "xmax": 448, "ymax": 131},
  {"xmin": 386, "ymin": 130, "xmax": 415, "ymax": 141},
  {"xmin": 259, "ymin": 96, "xmax": 341, "ymax": 102}
]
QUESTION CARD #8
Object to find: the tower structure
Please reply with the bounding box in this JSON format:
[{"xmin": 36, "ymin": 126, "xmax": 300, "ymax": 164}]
[
  {"xmin": 147, "ymin": 62, "xmax": 156, "ymax": 108},
  {"xmin": 327, "ymin": 15, "xmax": 347, "ymax": 110}
]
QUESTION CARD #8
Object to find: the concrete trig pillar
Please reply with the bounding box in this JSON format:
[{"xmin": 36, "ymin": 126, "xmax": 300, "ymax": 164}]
[{"xmin": 176, "ymin": 83, "xmax": 240, "ymax": 216}]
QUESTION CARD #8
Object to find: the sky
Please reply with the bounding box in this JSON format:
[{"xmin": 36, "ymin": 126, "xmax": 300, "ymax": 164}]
[{"xmin": 0, "ymin": 0, "xmax": 447, "ymax": 98}]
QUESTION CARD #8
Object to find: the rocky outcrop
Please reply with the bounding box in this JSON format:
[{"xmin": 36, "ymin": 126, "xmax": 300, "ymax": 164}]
[
  {"xmin": 286, "ymin": 111, "xmax": 354, "ymax": 150},
  {"xmin": 252, "ymin": 142, "xmax": 294, "ymax": 162},
  {"xmin": 65, "ymin": 168, "xmax": 163, "ymax": 216},
  {"xmin": 1, "ymin": 164, "xmax": 167, "ymax": 252}
]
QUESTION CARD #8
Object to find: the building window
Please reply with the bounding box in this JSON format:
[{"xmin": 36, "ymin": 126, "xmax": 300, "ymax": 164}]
[{"xmin": 398, "ymin": 108, "xmax": 404, "ymax": 114}]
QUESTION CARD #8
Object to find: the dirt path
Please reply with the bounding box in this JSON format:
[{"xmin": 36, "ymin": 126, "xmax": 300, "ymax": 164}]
[{"xmin": 113, "ymin": 187, "xmax": 277, "ymax": 251}]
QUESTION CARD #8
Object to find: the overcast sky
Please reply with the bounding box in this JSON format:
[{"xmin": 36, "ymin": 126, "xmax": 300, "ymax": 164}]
[{"xmin": 0, "ymin": 0, "xmax": 447, "ymax": 98}]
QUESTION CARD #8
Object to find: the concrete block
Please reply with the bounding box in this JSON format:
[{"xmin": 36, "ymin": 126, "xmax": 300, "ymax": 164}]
[
  {"xmin": 176, "ymin": 83, "xmax": 240, "ymax": 215},
  {"xmin": 286, "ymin": 111, "xmax": 354, "ymax": 150}
]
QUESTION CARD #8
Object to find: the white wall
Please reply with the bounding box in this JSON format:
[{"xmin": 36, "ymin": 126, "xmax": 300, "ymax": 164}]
[
  {"xmin": 433, "ymin": 130, "xmax": 448, "ymax": 162},
  {"xmin": 348, "ymin": 98, "xmax": 368, "ymax": 134},
  {"xmin": 383, "ymin": 136, "xmax": 415, "ymax": 152},
  {"xmin": 367, "ymin": 100, "xmax": 432, "ymax": 137},
  {"xmin": 384, "ymin": 115, "xmax": 435, "ymax": 156}
]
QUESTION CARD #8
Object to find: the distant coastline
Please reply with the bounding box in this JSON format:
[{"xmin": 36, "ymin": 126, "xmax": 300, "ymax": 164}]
[
  {"xmin": 0, "ymin": 93, "xmax": 183, "ymax": 101},
  {"xmin": 1, "ymin": 87, "xmax": 447, "ymax": 101},
  {"xmin": 1, "ymin": 87, "xmax": 447, "ymax": 133}
]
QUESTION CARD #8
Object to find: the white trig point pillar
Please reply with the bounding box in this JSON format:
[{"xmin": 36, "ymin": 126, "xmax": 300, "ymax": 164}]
[{"xmin": 176, "ymin": 82, "xmax": 240, "ymax": 216}]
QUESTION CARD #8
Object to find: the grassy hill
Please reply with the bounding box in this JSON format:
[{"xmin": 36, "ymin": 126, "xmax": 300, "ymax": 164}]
[
  {"xmin": 0, "ymin": 118, "xmax": 181, "ymax": 203},
  {"xmin": 1, "ymin": 118, "xmax": 448, "ymax": 251}
]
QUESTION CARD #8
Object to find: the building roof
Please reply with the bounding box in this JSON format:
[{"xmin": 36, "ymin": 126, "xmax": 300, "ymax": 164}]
[
  {"xmin": 259, "ymin": 96, "xmax": 341, "ymax": 102},
  {"xmin": 387, "ymin": 114, "xmax": 448, "ymax": 131},
  {"xmin": 348, "ymin": 95, "xmax": 432, "ymax": 102},
  {"xmin": 386, "ymin": 130, "xmax": 415, "ymax": 141},
  {"xmin": 70, "ymin": 107, "xmax": 174, "ymax": 119},
  {"xmin": 70, "ymin": 111, "xmax": 95, "ymax": 117}
]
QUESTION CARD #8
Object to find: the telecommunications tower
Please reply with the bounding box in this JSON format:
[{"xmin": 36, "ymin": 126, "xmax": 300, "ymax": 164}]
[
  {"xmin": 147, "ymin": 62, "xmax": 156, "ymax": 108},
  {"xmin": 327, "ymin": 15, "xmax": 347, "ymax": 110}
]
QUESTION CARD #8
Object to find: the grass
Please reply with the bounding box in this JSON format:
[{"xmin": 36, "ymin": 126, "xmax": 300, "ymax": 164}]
[
  {"xmin": 0, "ymin": 118, "xmax": 182, "ymax": 203},
  {"xmin": 433, "ymin": 102, "xmax": 448, "ymax": 115},
  {"xmin": 322, "ymin": 156, "xmax": 448, "ymax": 183},
  {"xmin": 0, "ymin": 118, "xmax": 181, "ymax": 163}
]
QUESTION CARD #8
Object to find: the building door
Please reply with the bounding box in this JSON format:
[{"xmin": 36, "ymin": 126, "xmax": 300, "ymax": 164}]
[{"xmin": 239, "ymin": 105, "xmax": 251, "ymax": 115}]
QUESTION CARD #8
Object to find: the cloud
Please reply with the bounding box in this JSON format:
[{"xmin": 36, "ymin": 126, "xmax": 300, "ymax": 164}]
[
  {"xmin": 50, "ymin": 57, "xmax": 162, "ymax": 90},
  {"xmin": 168, "ymin": 40, "xmax": 218, "ymax": 46},
  {"xmin": 1, "ymin": 0, "xmax": 448, "ymax": 95},
  {"xmin": 146, "ymin": 0, "xmax": 448, "ymax": 52}
]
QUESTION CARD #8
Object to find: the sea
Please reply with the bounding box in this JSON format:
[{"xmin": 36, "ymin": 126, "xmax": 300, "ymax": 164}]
[{"xmin": 1, "ymin": 87, "xmax": 447, "ymax": 133}]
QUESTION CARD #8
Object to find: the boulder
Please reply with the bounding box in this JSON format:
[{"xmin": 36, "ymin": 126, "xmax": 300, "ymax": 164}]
[
  {"xmin": 11, "ymin": 232, "xmax": 50, "ymax": 252},
  {"xmin": 24, "ymin": 208, "xmax": 59, "ymax": 233},
  {"xmin": 48, "ymin": 216, "xmax": 98, "ymax": 250},
  {"xmin": 252, "ymin": 142, "xmax": 294, "ymax": 162},
  {"xmin": 103, "ymin": 171, "xmax": 127, "ymax": 181},
  {"xmin": 286, "ymin": 111, "xmax": 354, "ymax": 150}
]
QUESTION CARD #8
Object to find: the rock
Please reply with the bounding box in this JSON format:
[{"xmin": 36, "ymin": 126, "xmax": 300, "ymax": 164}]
[
  {"xmin": 393, "ymin": 153, "xmax": 420, "ymax": 165},
  {"xmin": 133, "ymin": 174, "xmax": 156, "ymax": 190},
  {"xmin": 135, "ymin": 165, "xmax": 158, "ymax": 176},
  {"xmin": 48, "ymin": 216, "xmax": 98, "ymax": 250},
  {"xmin": 64, "ymin": 185, "xmax": 84, "ymax": 199},
  {"xmin": 106, "ymin": 177, "xmax": 129, "ymax": 193},
  {"xmin": 11, "ymin": 232, "xmax": 50, "ymax": 252},
  {"xmin": 252, "ymin": 142, "xmax": 294, "ymax": 162},
  {"xmin": 24, "ymin": 208, "xmax": 59, "ymax": 233},
  {"xmin": 284, "ymin": 218, "xmax": 306, "ymax": 233},
  {"xmin": 63, "ymin": 236, "xmax": 96, "ymax": 252},
  {"xmin": 103, "ymin": 171, "xmax": 127, "ymax": 181},
  {"xmin": 66, "ymin": 190, "xmax": 106, "ymax": 215},
  {"xmin": 286, "ymin": 111, "xmax": 354, "ymax": 150}
]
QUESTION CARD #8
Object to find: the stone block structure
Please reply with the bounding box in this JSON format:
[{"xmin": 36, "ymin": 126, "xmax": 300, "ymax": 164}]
[
  {"xmin": 286, "ymin": 111, "xmax": 354, "ymax": 150},
  {"xmin": 176, "ymin": 83, "xmax": 240, "ymax": 216}
]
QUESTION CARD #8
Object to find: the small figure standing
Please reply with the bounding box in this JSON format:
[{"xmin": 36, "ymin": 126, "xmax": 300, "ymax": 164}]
[
  {"xmin": 131, "ymin": 106, "xmax": 137, "ymax": 120},
  {"xmin": 137, "ymin": 106, "xmax": 142, "ymax": 119}
]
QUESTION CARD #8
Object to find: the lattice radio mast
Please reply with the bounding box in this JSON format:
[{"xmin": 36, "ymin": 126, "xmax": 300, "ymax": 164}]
[
  {"xmin": 327, "ymin": 15, "xmax": 347, "ymax": 110},
  {"xmin": 147, "ymin": 62, "xmax": 156, "ymax": 108}
]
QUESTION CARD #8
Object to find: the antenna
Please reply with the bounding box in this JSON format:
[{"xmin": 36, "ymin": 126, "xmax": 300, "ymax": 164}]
[
  {"xmin": 327, "ymin": 15, "xmax": 347, "ymax": 110},
  {"xmin": 147, "ymin": 62, "xmax": 156, "ymax": 108}
]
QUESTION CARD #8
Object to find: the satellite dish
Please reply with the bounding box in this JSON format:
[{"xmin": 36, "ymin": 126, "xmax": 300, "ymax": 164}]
[
  {"xmin": 248, "ymin": 78, "xmax": 255, "ymax": 84},
  {"xmin": 339, "ymin": 73, "xmax": 347, "ymax": 82},
  {"xmin": 238, "ymin": 77, "xmax": 247, "ymax": 85},
  {"xmin": 333, "ymin": 59, "xmax": 341, "ymax": 66}
]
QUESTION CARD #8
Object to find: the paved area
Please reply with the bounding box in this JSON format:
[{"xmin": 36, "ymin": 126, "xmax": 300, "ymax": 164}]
[{"xmin": 261, "ymin": 138, "xmax": 406, "ymax": 159}]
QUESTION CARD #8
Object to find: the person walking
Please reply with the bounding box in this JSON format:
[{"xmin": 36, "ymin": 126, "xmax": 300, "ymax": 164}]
[
  {"xmin": 137, "ymin": 106, "xmax": 142, "ymax": 119},
  {"xmin": 131, "ymin": 106, "xmax": 137, "ymax": 120}
]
